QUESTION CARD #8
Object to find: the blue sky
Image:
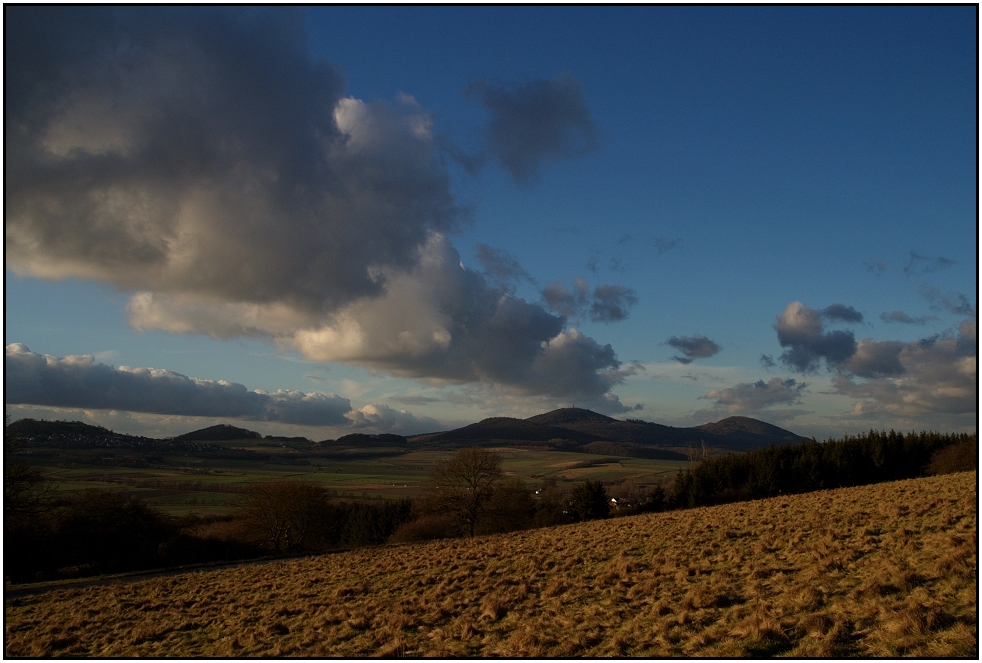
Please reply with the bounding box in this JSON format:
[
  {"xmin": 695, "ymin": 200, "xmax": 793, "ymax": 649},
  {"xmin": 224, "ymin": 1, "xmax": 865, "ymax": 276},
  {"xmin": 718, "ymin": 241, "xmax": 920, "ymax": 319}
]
[{"xmin": 5, "ymin": 6, "xmax": 977, "ymax": 439}]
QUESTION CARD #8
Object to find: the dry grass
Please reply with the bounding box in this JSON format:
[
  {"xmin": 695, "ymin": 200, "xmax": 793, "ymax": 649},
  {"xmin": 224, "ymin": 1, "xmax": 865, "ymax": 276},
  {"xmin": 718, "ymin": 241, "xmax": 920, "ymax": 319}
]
[{"xmin": 5, "ymin": 471, "xmax": 976, "ymax": 657}]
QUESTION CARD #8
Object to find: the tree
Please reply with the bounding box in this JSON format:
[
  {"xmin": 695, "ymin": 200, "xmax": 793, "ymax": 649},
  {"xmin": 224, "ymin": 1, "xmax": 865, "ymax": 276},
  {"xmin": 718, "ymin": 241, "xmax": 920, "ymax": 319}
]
[
  {"xmin": 427, "ymin": 447, "xmax": 503, "ymax": 537},
  {"xmin": 238, "ymin": 480, "xmax": 330, "ymax": 553},
  {"xmin": 4, "ymin": 414, "xmax": 52, "ymax": 525},
  {"xmin": 569, "ymin": 480, "xmax": 610, "ymax": 522},
  {"xmin": 480, "ymin": 475, "xmax": 535, "ymax": 535}
]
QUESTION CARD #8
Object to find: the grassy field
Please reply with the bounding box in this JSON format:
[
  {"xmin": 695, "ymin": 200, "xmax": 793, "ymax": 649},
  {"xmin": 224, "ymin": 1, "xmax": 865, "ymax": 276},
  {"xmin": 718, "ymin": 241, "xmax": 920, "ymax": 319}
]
[
  {"xmin": 5, "ymin": 471, "xmax": 975, "ymax": 657},
  {"xmin": 25, "ymin": 446, "xmax": 687, "ymax": 515}
]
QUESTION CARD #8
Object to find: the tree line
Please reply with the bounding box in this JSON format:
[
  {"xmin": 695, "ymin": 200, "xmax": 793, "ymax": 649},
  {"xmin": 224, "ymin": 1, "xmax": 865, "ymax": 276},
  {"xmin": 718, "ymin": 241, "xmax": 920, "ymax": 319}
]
[
  {"xmin": 669, "ymin": 430, "xmax": 976, "ymax": 509},
  {"xmin": 5, "ymin": 429, "xmax": 974, "ymax": 584}
]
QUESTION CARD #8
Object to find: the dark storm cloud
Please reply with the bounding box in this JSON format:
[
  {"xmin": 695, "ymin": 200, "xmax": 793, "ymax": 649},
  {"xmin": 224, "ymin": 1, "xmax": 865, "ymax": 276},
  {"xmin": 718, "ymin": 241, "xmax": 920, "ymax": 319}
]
[
  {"xmin": 880, "ymin": 311, "xmax": 937, "ymax": 325},
  {"xmin": 666, "ymin": 335, "xmax": 722, "ymax": 364},
  {"xmin": 467, "ymin": 74, "xmax": 598, "ymax": 183},
  {"xmin": 4, "ymin": 7, "xmax": 632, "ymax": 406},
  {"xmin": 821, "ymin": 304, "xmax": 863, "ymax": 323},
  {"xmin": 921, "ymin": 286, "xmax": 976, "ymax": 317},
  {"xmin": 475, "ymin": 244, "xmax": 535, "ymax": 293},
  {"xmin": 5, "ymin": 344, "xmax": 352, "ymax": 425},
  {"xmin": 775, "ymin": 302, "xmax": 858, "ymax": 373}
]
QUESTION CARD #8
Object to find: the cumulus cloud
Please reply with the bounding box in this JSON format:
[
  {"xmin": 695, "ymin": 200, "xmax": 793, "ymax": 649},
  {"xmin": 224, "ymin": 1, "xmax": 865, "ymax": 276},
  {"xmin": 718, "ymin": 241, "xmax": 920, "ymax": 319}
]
[
  {"xmin": 5, "ymin": 344, "xmax": 352, "ymax": 425},
  {"xmin": 467, "ymin": 73, "xmax": 598, "ymax": 183},
  {"xmin": 696, "ymin": 377, "xmax": 808, "ymax": 419},
  {"xmin": 541, "ymin": 280, "xmax": 637, "ymax": 323},
  {"xmin": 344, "ymin": 403, "xmax": 440, "ymax": 435},
  {"xmin": 4, "ymin": 8, "xmax": 630, "ymax": 406},
  {"xmin": 666, "ymin": 334, "xmax": 722, "ymax": 364},
  {"xmin": 879, "ymin": 310, "xmax": 937, "ymax": 325},
  {"xmin": 833, "ymin": 320, "xmax": 976, "ymax": 423},
  {"xmin": 775, "ymin": 301, "xmax": 858, "ymax": 373},
  {"xmin": 6, "ymin": 8, "xmax": 461, "ymax": 316},
  {"xmin": 840, "ymin": 339, "xmax": 905, "ymax": 379}
]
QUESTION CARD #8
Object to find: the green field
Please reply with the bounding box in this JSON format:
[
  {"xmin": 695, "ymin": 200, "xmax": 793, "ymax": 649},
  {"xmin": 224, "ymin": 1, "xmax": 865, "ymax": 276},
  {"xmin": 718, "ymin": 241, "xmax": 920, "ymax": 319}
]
[{"xmin": 20, "ymin": 443, "xmax": 688, "ymax": 516}]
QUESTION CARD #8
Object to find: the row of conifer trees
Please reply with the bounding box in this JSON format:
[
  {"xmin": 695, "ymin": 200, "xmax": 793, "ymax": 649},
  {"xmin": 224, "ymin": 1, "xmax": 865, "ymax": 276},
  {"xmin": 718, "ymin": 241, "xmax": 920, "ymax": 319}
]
[{"xmin": 669, "ymin": 430, "xmax": 976, "ymax": 509}]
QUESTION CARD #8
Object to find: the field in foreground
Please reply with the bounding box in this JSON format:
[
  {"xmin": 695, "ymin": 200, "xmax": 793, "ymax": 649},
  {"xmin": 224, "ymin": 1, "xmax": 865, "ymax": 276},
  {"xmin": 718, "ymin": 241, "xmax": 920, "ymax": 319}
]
[{"xmin": 5, "ymin": 472, "xmax": 976, "ymax": 657}]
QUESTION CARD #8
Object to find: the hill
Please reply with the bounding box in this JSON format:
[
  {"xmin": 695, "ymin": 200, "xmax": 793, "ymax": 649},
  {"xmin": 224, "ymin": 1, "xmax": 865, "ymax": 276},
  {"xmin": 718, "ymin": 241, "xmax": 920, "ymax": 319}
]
[
  {"xmin": 5, "ymin": 471, "xmax": 975, "ymax": 657},
  {"xmin": 173, "ymin": 424, "xmax": 262, "ymax": 442},
  {"xmin": 408, "ymin": 416, "xmax": 598, "ymax": 447},
  {"xmin": 5, "ymin": 418, "xmax": 112, "ymax": 439},
  {"xmin": 409, "ymin": 408, "xmax": 804, "ymax": 456}
]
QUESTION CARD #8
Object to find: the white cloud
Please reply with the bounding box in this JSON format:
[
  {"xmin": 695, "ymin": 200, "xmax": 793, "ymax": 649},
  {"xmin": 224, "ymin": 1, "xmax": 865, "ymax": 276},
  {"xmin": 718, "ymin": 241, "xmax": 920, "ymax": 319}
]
[{"xmin": 344, "ymin": 403, "xmax": 440, "ymax": 435}]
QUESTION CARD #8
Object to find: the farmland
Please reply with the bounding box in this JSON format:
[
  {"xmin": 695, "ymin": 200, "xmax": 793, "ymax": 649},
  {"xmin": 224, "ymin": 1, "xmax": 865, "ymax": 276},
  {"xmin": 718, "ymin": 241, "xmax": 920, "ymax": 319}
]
[
  {"xmin": 5, "ymin": 470, "xmax": 975, "ymax": 657},
  {"xmin": 19, "ymin": 442, "xmax": 687, "ymax": 516}
]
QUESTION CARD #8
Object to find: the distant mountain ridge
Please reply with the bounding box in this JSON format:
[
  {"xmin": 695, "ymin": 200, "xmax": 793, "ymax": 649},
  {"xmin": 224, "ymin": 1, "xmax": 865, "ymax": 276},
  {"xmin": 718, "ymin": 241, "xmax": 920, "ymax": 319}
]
[{"xmin": 409, "ymin": 408, "xmax": 805, "ymax": 456}]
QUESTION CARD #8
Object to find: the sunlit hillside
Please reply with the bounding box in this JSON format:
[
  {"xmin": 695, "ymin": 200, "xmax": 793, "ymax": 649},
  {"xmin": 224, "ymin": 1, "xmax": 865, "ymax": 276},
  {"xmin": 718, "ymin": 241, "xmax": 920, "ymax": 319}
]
[{"xmin": 5, "ymin": 471, "xmax": 976, "ymax": 657}]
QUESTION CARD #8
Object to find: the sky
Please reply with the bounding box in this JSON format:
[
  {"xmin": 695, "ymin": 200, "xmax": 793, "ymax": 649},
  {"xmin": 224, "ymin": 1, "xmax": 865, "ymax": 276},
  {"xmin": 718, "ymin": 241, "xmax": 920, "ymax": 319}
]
[{"xmin": 5, "ymin": 6, "xmax": 977, "ymax": 441}]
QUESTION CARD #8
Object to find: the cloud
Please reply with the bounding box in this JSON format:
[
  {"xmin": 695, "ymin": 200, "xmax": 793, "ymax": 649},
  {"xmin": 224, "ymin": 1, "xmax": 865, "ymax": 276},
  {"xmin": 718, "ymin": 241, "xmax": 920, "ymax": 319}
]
[
  {"xmin": 475, "ymin": 243, "xmax": 535, "ymax": 293},
  {"xmin": 5, "ymin": 343, "xmax": 352, "ymax": 425},
  {"xmin": 821, "ymin": 304, "xmax": 863, "ymax": 323},
  {"xmin": 666, "ymin": 335, "xmax": 722, "ymax": 364},
  {"xmin": 880, "ymin": 310, "xmax": 938, "ymax": 325},
  {"xmin": 903, "ymin": 251, "xmax": 955, "ymax": 276},
  {"xmin": 697, "ymin": 377, "xmax": 808, "ymax": 417},
  {"xmin": 389, "ymin": 395, "xmax": 442, "ymax": 406},
  {"xmin": 775, "ymin": 301, "xmax": 858, "ymax": 372},
  {"xmin": 759, "ymin": 354, "xmax": 776, "ymax": 369},
  {"xmin": 344, "ymin": 403, "xmax": 439, "ymax": 435},
  {"xmin": 921, "ymin": 286, "xmax": 976, "ymax": 317},
  {"xmin": 4, "ymin": 8, "xmax": 630, "ymax": 406},
  {"xmin": 8, "ymin": 9, "xmax": 469, "ymax": 318},
  {"xmin": 840, "ymin": 339, "xmax": 905, "ymax": 378},
  {"xmin": 467, "ymin": 73, "xmax": 598, "ymax": 183},
  {"xmin": 832, "ymin": 320, "xmax": 976, "ymax": 422},
  {"xmin": 590, "ymin": 285, "xmax": 638, "ymax": 323},
  {"xmin": 863, "ymin": 260, "xmax": 890, "ymax": 276},
  {"xmin": 542, "ymin": 279, "xmax": 590, "ymax": 318},
  {"xmin": 654, "ymin": 237, "xmax": 683, "ymax": 255},
  {"xmin": 541, "ymin": 280, "xmax": 637, "ymax": 323}
]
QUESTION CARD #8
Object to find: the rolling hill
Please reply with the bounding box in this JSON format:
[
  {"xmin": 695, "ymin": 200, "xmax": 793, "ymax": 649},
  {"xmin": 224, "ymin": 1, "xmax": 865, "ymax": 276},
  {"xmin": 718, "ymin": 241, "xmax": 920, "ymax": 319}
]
[
  {"xmin": 409, "ymin": 408, "xmax": 805, "ymax": 456},
  {"xmin": 6, "ymin": 471, "xmax": 975, "ymax": 657}
]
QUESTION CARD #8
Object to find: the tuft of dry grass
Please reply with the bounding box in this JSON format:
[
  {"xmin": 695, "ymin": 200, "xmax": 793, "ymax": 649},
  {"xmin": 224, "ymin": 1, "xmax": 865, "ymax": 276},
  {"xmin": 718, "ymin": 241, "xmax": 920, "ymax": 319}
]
[{"xmin": 5, "ymin": 471, "xmax": 976, "ymax": 657}]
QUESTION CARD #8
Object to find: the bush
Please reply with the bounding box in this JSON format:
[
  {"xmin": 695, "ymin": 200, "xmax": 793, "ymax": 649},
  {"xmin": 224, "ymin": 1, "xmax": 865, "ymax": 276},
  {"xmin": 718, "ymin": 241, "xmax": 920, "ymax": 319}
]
[
  {"xmin": 927, "ymin": 440, "xmax": 978, "ymax": 475},
  {"xmin": 388, "ymin": 514, "xmax": 460, "ymax": 543}
]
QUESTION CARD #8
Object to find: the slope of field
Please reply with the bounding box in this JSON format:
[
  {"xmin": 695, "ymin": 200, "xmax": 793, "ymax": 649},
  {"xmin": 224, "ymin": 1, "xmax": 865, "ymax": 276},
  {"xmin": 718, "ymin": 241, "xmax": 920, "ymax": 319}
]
[{"xmin": 5, "ymin": 472, "xmax": 976, "ymax": 657}]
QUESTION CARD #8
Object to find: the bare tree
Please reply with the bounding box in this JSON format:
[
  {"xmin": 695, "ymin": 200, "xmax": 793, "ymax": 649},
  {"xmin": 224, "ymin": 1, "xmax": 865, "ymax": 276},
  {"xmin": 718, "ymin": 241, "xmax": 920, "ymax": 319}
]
[
  {"xmin": 238, "ymin": 480, "xmax": 330, "ymax": 553},
  {"xmin": 428, "ymin": 447, "xmax": 503, "ymax": 537}
]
